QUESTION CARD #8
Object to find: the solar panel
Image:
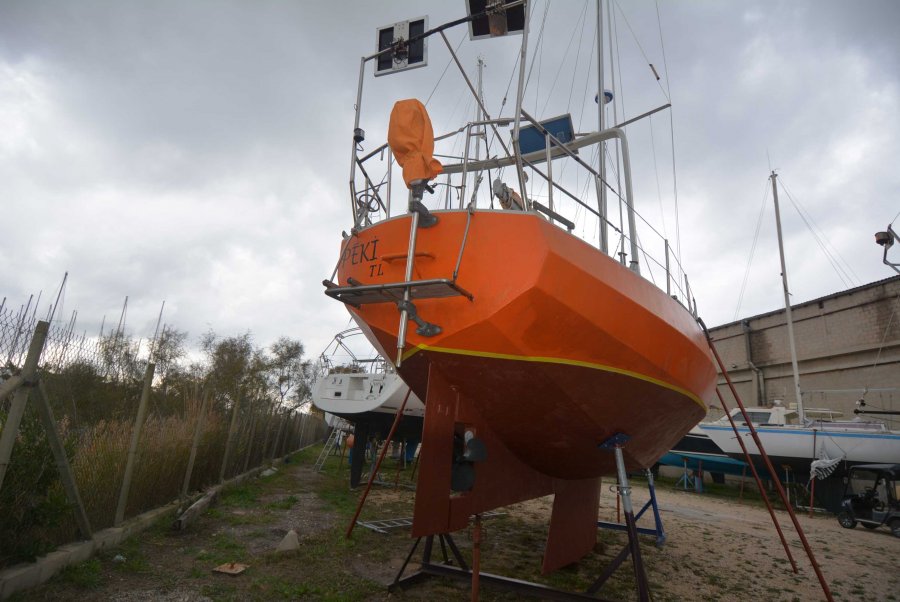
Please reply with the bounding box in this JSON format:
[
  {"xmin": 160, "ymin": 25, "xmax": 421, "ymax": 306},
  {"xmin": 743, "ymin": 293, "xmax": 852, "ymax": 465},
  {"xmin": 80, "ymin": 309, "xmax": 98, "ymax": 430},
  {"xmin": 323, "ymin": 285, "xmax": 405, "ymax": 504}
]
[
  {"xmin": 374, "ymin": 17, "xmax": 428, "ymax": 77},
  {"xmin": 517, "ymin": 114, "xmax": 577, "ymax": 159},
  {"xmin": 467, "ymin": 0, "xmax": 526, "ymax": 41}
]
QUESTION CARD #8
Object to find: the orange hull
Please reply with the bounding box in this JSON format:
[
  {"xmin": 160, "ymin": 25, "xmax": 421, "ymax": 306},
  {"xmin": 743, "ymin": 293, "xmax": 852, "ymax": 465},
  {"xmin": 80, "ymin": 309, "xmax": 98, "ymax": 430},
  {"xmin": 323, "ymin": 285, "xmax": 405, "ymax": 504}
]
[
  {"xmin": 334, "ymin": 209, "xmax": 716, "ymax": 571},
  {"xmin": 338, "ymin": 210, "xmax": 715, "ymax": 473}
]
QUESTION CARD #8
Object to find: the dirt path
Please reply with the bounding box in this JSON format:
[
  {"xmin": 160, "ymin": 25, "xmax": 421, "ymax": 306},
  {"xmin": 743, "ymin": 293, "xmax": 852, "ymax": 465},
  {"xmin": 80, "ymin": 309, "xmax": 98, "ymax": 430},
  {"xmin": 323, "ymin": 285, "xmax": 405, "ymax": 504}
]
[{"xmin": 13, "ymin": 447, "xmax": 900, "ymax": 601}]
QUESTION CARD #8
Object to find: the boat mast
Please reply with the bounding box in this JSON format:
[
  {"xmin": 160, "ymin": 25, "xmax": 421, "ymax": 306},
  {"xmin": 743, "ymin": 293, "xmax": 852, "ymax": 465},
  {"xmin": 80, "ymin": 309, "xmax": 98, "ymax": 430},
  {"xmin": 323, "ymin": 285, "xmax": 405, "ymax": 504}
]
[
  {"xmin": 596, "ymin": 0, "xmax": 608, "ymax": 254},
  {"xmin": 511, "ymin": 2, "xmax": 532, "ymax": 209},
  {"xmin": 770, "ymin": 171, "xmax": 805, "ymax": 422},
  {"xmin": 469, "ymin": 56, "xmax": 485, "ymax": 207}
]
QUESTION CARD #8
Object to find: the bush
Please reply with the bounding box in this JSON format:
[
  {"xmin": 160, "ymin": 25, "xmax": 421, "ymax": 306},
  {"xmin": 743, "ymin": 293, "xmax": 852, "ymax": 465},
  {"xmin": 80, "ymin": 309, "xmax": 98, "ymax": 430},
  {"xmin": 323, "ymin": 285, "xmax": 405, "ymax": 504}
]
[{"xmin": 0, "ymin": 407, "xmax": 77, "ymax": 565}]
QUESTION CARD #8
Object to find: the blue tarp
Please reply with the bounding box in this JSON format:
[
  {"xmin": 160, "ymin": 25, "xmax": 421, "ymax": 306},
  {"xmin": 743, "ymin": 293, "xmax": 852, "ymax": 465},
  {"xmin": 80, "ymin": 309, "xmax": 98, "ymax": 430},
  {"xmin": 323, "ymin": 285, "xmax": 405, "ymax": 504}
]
[{"xmin": 658, "ymin": 451, "xmax": 748, "ymax": 476}]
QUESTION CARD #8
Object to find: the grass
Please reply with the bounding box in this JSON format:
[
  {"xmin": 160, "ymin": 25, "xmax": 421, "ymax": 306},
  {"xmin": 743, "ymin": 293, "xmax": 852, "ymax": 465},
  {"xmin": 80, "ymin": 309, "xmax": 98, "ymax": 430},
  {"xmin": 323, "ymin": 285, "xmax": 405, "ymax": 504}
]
[
  {"xmin": 218, "ymin": 482, "xmax": 263, "ymax": 509},
  {"xmin": 57, "ymin": 558, "xmax": 103, "ymax": 589},
  {"xmin": 21, "ymin": 440, "xmax": 890, "ymax": 602},
  {"xmin": 264, "ymin": 494, "xmax": 298, "ymax": 511}
]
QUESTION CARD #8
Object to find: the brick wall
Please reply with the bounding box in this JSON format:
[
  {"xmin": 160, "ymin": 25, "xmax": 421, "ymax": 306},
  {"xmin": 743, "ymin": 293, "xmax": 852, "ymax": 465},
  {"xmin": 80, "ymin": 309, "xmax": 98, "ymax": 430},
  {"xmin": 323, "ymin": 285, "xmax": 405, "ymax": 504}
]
[{"xmin": 706, "ymin": 276, "xmax": 900, "ymax": 420}]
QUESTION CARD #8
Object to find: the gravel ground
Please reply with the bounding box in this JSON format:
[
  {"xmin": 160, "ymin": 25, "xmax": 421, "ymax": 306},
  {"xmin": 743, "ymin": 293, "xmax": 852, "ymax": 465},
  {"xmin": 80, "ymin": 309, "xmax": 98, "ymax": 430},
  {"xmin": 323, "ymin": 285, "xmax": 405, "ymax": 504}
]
[{"xmin": 11, "ymin": 448, "xmax": 900, "ymax": 601}]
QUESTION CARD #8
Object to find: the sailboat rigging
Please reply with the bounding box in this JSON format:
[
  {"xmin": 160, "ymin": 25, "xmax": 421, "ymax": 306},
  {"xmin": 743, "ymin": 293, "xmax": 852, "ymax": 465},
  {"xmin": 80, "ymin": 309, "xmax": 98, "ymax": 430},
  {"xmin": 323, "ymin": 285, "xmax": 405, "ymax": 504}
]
[
  {"xmin": 700, "ymin": 172, "xmax": 900, "ymax": 505},
  {"xmin": 323, "ymin": 1, "xmax": 716, "ymax": 574}
]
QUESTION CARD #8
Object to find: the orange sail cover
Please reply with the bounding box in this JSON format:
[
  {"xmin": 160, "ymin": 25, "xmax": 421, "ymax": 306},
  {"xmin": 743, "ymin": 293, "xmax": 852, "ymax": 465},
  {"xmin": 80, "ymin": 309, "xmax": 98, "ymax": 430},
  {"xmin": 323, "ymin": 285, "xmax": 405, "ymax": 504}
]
[{"xmin": 387, "ymin": 99, "xmax": 443, "ymax": 187}]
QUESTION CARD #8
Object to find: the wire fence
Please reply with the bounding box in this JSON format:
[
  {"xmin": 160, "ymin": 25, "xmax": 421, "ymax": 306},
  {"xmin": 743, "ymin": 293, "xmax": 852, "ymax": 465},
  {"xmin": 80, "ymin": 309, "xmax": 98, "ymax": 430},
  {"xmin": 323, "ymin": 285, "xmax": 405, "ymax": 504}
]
[{"xmin": 0, "ymin": 303, "xmax": 327, "ymax": 568}]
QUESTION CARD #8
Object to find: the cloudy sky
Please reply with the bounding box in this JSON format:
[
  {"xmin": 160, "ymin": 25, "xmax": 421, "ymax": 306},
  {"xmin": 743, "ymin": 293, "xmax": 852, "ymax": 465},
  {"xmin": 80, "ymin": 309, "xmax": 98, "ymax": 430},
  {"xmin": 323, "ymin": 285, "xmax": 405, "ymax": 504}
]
[{"xmin": 2, "ymin": 0, "xmax": 898, "ymax": 363}]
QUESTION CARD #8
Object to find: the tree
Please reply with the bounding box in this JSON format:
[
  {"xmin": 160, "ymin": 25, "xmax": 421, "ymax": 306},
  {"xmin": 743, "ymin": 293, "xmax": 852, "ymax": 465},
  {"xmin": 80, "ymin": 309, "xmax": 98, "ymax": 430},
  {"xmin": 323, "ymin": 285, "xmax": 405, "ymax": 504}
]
[
  {"xmin": 151, "ymin": 325, "xmax": 188, "ymax": 394},
  {"xmin": 267, "ymin": 337, "xmax": 311, "ymax": 410},
  {"xmin": 200, "ymin": 330, "xmax": 266, "ymax": 408},
  {"xmin": 98, "ymin": 330, "xmax": 141, "ymax": 384}
]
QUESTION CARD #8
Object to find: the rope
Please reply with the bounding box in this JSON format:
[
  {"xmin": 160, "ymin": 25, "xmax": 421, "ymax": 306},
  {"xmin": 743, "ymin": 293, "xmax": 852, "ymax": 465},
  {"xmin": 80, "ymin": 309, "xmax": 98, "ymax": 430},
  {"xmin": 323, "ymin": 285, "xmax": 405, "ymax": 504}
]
[
  {"xmin": 612, "ymin": 0, "xmax": 669, "ymax": 101},
  {"xmin": 779, "ymin": 178, "xmax": 861, "ymax": 288},
  {"xmin": 565, "ymin": 2, "xmax": 590, "ymax": 114},
  {"xmin": 541, "ymin": 2, "xmax": 586, "ymax": 116},
  {"xmin": 734, "ymin": 180, "xmax": 771, "ymax": 321},
  {"xmin": 524, "ymin": 0, "xmax": 552, "ymax": 95},
  {"xmin": 424, "ymin": 31, "xmax": 467, "ymax": 107},
  {"xmin": 649, "ymin": 115, "xmax": 667, "ymax": 241},
  {"xmin": 862, "ymin": 290, "xmax": 900, "ymax": 402},
  {"xmin": 651, "ymin": 0, "xmax": 682, "ymax": 266}
]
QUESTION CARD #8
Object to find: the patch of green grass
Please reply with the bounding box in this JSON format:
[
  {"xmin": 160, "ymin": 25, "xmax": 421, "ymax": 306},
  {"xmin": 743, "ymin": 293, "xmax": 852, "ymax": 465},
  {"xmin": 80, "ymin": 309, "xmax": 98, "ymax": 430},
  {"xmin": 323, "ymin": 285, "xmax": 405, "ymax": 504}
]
[
  {"xmin": 194, "ymin": 533, "xmax": 249, "ymax": 566},
  {"xmin": 292, "ymin": 445, "xmax": 322, "ymax": 465},
  {"xmin": 212, "ymin": 533, "xmax": 247, "ymax": 555},
  {"xmin": 316, "ymin": 476, "xmax": 360, "ymax": 517},
  {"xmin": 219, "ymin": 482, "xmax": 262, "ymax": 509},
  {"xmin": 199, "ymin": 581, "xmax": 238, "ymax": 599},
  {"xmin": 223, "ymin": 509, "xmax": 274, "ymax": 526},
  {"xmin": 265, "ymin": 494, "xmax": 298, "ymax": 511},
  {"xmin": 251, "ymin": 575, "xmax": 319, "ymax": 598},
  {"xmin": 106, "ymin": 536, "xmax": 151, "ymax": 574},
  {"xmin": 58, "ymin": 559, "xmax": 103, "ymax": 589}
]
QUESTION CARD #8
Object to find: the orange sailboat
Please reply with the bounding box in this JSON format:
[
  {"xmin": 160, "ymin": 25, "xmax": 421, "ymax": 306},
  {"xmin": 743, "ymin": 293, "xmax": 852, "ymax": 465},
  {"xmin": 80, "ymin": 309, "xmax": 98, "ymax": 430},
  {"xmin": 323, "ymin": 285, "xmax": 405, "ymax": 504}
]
[{"xmin": 324, "ymin": 3, "xmax": 717, "ymax": 576}]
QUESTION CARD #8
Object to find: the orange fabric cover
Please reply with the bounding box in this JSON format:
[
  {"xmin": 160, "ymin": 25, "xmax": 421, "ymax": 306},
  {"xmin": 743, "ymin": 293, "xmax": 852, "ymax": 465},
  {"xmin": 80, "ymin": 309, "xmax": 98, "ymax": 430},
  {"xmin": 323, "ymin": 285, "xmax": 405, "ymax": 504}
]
[{"xmin": 387, "ymin": 99, "xmax": 443, "ymax": 188}]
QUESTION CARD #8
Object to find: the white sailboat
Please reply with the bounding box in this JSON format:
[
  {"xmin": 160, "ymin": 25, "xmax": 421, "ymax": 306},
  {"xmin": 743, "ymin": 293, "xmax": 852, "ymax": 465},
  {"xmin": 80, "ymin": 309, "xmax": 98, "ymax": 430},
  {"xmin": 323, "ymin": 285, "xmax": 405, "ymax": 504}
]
[
  {"xmin": 310, "ymin": 327, "xmax": 424, "ymax": 423},
  {"xmin": 699, "ymin": 172, "xmax": 900, "ymax": 482}
]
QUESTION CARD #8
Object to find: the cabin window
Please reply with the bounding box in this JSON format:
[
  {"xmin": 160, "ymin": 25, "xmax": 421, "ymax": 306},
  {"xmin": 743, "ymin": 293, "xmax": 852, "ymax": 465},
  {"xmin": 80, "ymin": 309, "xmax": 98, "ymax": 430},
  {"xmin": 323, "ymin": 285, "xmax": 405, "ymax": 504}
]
[
  {"xmin": 742, "ymin": 411, "xmax": 769, "ymax": 425},
  {"xmin": 848, "ymin": 470, "xmax": 879, "ymax": 495}
]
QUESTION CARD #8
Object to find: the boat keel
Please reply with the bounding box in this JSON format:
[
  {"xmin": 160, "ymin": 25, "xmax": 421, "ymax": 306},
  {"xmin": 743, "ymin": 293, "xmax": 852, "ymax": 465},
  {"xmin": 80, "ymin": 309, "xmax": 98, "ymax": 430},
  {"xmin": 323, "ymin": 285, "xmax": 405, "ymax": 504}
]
[{"xmin": 412, "ymin": 363, "xmax": 600, "ymax": 573}]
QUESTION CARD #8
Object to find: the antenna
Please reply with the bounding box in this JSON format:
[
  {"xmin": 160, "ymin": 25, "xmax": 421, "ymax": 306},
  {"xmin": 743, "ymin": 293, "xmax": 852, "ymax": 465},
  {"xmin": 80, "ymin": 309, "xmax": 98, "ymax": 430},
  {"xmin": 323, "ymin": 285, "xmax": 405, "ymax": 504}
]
[{"xmin": 375, "ymin": 17, "xmax": 428, "ymax": 76}]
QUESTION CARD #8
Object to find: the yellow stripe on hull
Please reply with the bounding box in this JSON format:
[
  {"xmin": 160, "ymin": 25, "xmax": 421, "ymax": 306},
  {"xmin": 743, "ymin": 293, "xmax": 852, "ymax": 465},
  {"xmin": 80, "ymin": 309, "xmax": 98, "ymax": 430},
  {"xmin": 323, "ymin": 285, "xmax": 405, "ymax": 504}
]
[{"xmin": 403, "ymin": 343, "xmax": 706, "ymax": 410}]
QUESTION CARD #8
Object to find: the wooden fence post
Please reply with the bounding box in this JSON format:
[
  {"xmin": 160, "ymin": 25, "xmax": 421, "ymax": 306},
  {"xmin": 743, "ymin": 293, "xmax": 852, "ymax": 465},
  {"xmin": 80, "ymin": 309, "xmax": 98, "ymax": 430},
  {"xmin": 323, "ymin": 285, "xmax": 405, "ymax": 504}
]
[
  {"xmin": 0, "ymin": 321, "xmax": 49, "ymax": 492},
  {"xmin": 35, "ymin": 381, "xmax": 93, "ymax": 538},
  {"xmin": 219, "ymin": 395, "xmax": 242, "ymax": 483},
  {"xmin": 298, "ymin": 412, "xmax": 308, "ymax": 450},
  {"xmin": 269, "ymin": 408, "xmax": 286, "ymax": 462},
  {"xmin": 181, "ymin": 389, "xmax": 211, "ymax": 500},
  {"xmin": 259, "ymin": 404, "xmax": 275, "ymax": 464},
  {"xmin": 241, "ymin": 400, "xmax": 258, "ymax": 474},
  {"xmin": 115, "ymin": 361, "xmax": 156, "ymax": 526}
]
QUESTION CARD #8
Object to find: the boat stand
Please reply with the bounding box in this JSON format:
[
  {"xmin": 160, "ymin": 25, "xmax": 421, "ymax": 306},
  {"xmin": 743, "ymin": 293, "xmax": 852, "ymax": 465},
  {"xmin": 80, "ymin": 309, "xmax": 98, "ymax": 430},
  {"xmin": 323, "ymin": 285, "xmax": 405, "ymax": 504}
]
[
  {"xmin": 597, "ymin": 468, "xmax": 666, "ymax": 546},
  {"xmin": 587, "ymin": 435, "xmax": 651, "ymax": 601},
  {"xmin": 388, "ymin": 436, "xmax": 654, "ymax": 601},
  {"xmin": 674, "ymin": 457, "xmax": 703, "ymax": 493},
  {"xmin": 389, "ymin": 532, "xmax": 612, "ymax": 601}
]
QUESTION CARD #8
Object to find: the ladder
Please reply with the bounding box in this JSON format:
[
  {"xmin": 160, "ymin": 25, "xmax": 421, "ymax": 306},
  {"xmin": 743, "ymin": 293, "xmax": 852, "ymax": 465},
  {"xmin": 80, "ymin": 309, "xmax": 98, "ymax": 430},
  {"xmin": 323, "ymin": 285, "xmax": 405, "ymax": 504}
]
[{"xmin": 314, "ymin": 421, "xmax": 350, "ymax": 472}]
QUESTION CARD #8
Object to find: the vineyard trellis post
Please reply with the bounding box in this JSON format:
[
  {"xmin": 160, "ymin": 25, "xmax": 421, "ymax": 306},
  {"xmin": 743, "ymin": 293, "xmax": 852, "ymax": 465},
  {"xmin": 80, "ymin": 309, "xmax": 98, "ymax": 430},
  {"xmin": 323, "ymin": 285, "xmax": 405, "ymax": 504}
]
[
  {"xmin": 298, "ymin": 412, "xmax": 308, "ymax": 450},
  {"xmin": 242, "ymin": 399, "xmax": 259, "ymax": 474},
  {"xmin": 181, "ymin": 387, "xmax": 211, "ymax": 500},
  {"xmin": 114, "ymin": 360, "xmax": 156, "ymax": 526},
  {"xmin": 270, "ymin": 407, "xmax": 287, "ymax": 461},
  {"xmin": 35, "ymin": 380, "xmax": 93, "ymax": 538},
  {"xmin": 0, "ymin": 320, "xmax": 93, "ymax": 539},
  {"xmin": 219, "ymin": 394, "xmax": 242, "ymax": 483},
  {"xmin": 0, "ymin": 321, "xmax": 50, "ymax": 491}
]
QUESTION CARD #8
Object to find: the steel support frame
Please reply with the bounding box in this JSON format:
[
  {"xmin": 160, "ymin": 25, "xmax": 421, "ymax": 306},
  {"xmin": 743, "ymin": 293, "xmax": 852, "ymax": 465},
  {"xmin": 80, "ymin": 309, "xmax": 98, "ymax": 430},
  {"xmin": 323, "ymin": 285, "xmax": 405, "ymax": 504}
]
[
  {"xmin": 386, "ymin": 437, "xmax": 658, "ymax": 601},
  {"xmin": 390, "ymin": 533, "xmax": 614, "ymax": 602},
  {"xmin": 596, "ymin": 468, "xmax": 666, "ymax": 547},
  {"xmin": 588, "ymin": 441, "xmax": 650, "ymax": 601}
]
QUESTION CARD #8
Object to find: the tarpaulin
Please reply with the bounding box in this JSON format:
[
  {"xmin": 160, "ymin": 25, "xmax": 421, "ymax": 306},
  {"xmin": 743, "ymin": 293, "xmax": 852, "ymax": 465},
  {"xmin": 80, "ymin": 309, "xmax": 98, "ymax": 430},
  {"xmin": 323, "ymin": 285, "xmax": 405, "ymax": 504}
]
[{"xmin": 387, "ymin": 99, "xmax": 443, "ymax": 188}]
